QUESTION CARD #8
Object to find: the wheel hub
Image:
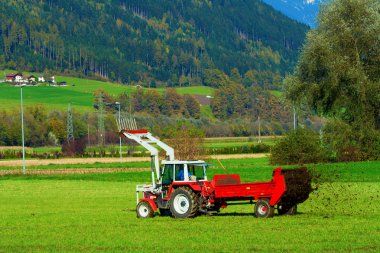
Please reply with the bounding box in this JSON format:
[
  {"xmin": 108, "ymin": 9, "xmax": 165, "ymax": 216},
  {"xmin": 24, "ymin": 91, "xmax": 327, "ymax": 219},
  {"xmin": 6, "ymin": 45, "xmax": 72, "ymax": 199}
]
[
  {"xmin": 173, "ymin": 193, "xmax": 190, "ymax": 214},
  {"xmin": 138, "ymin": 205, "xmax": 149, "ymax": 217},
  {"xmin": 258, "ymin": 205, "xmax": 268, "ymax": 215}
]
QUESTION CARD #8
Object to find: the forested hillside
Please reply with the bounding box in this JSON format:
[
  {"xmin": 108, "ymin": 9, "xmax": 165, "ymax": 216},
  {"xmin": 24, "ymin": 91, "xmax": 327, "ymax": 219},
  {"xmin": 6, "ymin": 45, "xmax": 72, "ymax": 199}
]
[{"xmin": 0, "ymin": 0, "xmax": 308, "ymax": 87}]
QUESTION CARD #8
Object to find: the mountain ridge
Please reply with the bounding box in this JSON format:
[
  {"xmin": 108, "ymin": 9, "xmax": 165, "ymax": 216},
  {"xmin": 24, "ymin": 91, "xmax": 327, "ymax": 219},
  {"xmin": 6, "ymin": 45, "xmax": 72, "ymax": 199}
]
[
  {"xmin": 0, "ymin": 0, "xmax": 309, "ymax": 87},
  {"xmin": 262, "ymin": 0, "xmax": 327, "ymax": 27}
]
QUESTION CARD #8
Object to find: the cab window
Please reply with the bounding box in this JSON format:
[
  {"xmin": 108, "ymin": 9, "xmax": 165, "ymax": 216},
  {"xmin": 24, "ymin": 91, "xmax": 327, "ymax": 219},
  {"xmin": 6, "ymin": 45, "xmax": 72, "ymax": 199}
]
[
  {"xmin": 174, "ymin": 164, "xmax": 185, "ymax": 181},
  {"xmin": 188, "ymin": 164, "xmax": 205, "ymax": 180},
  {"xmin": 161, "ymin": 164, "xmax": 173, "ymax": 185}
]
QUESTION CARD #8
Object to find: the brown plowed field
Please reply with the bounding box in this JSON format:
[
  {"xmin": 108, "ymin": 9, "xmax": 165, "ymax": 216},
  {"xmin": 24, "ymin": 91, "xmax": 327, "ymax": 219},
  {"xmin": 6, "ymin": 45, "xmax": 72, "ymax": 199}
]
[
  {"xmin": 0, "ymin": 154, "xmax": 267, "ymax": 167},
  {"xmin": 0, "ymin": 167, "xmax": 149, "ymax": 176}
]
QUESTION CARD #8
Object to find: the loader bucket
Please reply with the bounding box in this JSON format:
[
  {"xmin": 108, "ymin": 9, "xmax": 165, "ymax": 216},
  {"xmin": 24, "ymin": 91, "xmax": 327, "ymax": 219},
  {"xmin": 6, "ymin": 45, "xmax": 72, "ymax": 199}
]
[{"xmin": 280, "ymin": 168, "xmax": 312, "ymax": 205}]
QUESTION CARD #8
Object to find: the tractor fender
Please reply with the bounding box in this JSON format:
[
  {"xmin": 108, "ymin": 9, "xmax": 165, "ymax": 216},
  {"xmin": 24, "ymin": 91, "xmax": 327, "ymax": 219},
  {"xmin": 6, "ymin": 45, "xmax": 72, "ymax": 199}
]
[
  {"xmin": 140, "ymin": 198, "xmax": 158, "ymax": 212},
  {"xmin": 169, "ymin": 182, "xmax": 202, "ymax": 193}
]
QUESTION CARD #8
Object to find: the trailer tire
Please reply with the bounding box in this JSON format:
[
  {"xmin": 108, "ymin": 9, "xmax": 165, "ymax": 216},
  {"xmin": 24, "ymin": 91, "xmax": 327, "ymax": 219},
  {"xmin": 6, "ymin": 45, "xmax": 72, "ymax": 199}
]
[
  {"xmin": 136, "ymin": 201, "xmax": 154, "ymax": 218},
  {"xmin": 169, "ymin": 187, "xmax": 199, "ymax": 218},
  {"xmin": 255, "ymin": 198, "xmax": 274, "ymax": 218},
  {"xmin": 278, "ymin": 204, "xmax": 297, "ymax": 215}
]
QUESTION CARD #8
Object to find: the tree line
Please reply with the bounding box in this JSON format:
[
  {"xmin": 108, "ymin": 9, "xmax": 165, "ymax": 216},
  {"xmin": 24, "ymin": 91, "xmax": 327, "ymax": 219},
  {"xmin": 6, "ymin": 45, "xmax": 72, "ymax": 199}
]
[
  {"xmin": 277, "ymin": 0, "xmax": 380, "ymax": 163},
  {"xmin": 96, "ymin": 88, "xmax": 201, "ymax": 119}
]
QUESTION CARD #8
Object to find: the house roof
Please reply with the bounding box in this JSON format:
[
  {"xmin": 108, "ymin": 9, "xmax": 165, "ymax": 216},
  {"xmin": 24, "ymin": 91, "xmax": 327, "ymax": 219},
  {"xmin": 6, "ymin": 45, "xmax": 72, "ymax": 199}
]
[
  {"xmin": 6, "ymin": 74, "xmax": 20, "ymax": 78},
  {"xmin": 23, "ymin": 75, "xmax": 36, "ymax": 79}
]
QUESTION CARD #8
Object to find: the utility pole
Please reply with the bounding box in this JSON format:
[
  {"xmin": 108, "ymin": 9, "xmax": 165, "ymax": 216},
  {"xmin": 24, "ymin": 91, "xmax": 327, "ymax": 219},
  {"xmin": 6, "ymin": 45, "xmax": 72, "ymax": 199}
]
[
  {"xmin": 258, "ymin": 115, "xmax": 262, "ymax": 143},
  {"xmin": 20, "ymin": 86, "xmax": 26, "ymax": 175},
  {"xmin": 87, "ymin": 123, "xmax": 90, "ymax": 146},
  {"xmin": 98, "ymin": 95, "xmax": 105, "ymax": 146},
  {"xmin": 115, "ymin": 102, "xmax": 122, "ymax": 160},
  {"xmin": 67, "ymin": 103, "xmax": 74, "ymax": 142}
]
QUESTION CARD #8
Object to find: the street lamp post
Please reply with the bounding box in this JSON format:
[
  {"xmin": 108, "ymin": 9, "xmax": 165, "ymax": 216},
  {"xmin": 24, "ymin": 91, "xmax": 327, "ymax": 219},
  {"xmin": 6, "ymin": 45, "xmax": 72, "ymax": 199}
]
[
  {"xmin": 116, "ymin": 102, "xmax": 122, "ymax": 160},
  {"xmin": 20, "ymin": 86, "xmax": 26, "ymax": 175}
]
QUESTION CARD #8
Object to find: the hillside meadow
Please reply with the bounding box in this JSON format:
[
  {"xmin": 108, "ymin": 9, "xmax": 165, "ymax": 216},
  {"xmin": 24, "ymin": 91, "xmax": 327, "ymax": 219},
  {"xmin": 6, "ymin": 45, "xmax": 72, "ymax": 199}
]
[
  {"xmin": 0, "ymin": 70, "xmax": 215, "ymax": 112},
  {"xmin": 1, "ymin": 158, "xmax": 379, "ymax": 252}
]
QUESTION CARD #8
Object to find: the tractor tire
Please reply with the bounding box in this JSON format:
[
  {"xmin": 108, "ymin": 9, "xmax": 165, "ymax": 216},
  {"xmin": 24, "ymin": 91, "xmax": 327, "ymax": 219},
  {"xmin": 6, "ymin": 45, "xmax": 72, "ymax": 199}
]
[
  {"xmin": 159, "ymin": 208, "xmax": 172, "ymax": 217},
  {"xmin": 136, "ymin": 201, "xmax": 154, "ymax": 218},
  {"xmin": 278, "ymin": 204, "xmax": 297, "ymax": 215},
  {"xmin": 169, "ymin": 187, "xmax": 199, "ymax": 218},
  {"xmin": 254, "ymin": 198, "xmax": 274, "ymax": 218}
]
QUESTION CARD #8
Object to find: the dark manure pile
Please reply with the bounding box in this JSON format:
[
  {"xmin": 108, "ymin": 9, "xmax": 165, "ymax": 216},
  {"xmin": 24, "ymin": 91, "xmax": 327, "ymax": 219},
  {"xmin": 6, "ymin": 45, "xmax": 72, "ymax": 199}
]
[{"xmin": 280, "ymin": 168, "xmax": 313, "ymax": 206}]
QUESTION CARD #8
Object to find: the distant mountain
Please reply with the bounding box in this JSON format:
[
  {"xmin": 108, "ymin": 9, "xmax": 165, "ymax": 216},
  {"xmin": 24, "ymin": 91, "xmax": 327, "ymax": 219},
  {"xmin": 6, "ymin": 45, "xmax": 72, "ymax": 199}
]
[
  {"xmin": 262, "ymin": 0, "xmax": 328, "ymax": 27},
  {"xmin": 0, "ymin": 0, "xmax": 309, "ymax": 85}
]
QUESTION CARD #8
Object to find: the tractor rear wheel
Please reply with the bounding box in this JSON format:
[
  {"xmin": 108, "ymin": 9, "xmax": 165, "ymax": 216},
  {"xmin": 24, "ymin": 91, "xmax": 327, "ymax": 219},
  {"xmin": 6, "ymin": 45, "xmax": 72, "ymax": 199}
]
[
  {"xmin": 169, "ymin": 187, "xmax": 199, "ymax": 218},
  {"xmin": 254, "ymin": 198, "xmax": 274, "ymax": 218},
  {"xmin": 136, "ymin": 201, "xmax": 154, "ymax": 218},
  {"xmin": 278, "ymin": 204, "xmax": 297, "ymax": 215}
]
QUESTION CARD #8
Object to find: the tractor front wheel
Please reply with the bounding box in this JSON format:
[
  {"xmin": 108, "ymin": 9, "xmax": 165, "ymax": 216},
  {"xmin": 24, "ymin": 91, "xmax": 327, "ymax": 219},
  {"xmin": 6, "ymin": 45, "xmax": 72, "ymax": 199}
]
[
  {"xmin": 169, "ymin": 187, "xmax": 199, "ymax": 218},
  {"xmin": 254, "ymin": 198, "xmax": 274, "ymax": 218},
  {"xmin": 136, "ymin": 201, "xmax": 154, "ymax": 218}
]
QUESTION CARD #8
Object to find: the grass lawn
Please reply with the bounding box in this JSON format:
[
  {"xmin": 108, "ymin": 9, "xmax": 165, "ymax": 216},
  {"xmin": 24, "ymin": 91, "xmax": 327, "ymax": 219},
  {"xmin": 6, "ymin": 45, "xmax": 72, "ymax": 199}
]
[{"xmin": 1, "ymin": 158, "xmax": 379, "ymax": 252}]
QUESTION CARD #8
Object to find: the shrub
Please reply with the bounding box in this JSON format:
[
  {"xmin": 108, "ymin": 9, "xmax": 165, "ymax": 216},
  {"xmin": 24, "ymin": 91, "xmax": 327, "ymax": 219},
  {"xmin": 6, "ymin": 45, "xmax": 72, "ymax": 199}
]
[
  {"xmin": 270, "ymin": 128, "xmax": 325, "ymax": 165},
  {"xmin": 164, "ymin": 123, "xmax": 205, "ymax": 160},
  {"xmin": 323, "ymin": 119, "xmax": 380, "ymax": 162},
  {"xmin": 61, "ymin": 138, "xmax": 87, "ymax": 156}
]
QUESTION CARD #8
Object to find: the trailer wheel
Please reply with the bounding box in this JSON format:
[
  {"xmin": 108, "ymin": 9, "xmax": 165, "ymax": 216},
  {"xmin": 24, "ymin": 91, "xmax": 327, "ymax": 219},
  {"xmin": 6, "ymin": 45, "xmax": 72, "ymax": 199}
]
[
  {"xmin": 278, "ymin": 204, "xmax": 297, "ymax": 215},
  {"xmin": 255, "ymin": 199, "xmax": 274, "ymax": 218},
  {"xmin": 169, "ymin": 187, "xmax": 199, "ymax": 218},
  {"xmin": 136, "ymin": 201, "xmax": 154, "ymax": 218}
]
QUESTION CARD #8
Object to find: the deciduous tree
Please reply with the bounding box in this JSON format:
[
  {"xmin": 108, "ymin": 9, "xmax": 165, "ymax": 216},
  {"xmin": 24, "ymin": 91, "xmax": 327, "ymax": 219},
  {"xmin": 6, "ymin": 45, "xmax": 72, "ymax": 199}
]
[{"xmin": 285, "ymin": 0, "xmax": 380, "ymax": 160}]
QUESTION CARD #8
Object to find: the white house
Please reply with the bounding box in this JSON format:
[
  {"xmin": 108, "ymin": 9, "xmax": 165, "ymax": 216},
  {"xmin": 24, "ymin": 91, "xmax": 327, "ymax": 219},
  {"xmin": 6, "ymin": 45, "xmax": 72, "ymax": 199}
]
[
  {"xmin": 15, "ymin": 75, "xmax": 24, "ymax": 83},
  {"xmin": 23, "ymin": 75, "xmax": 36, "ymax": 83},
  {"xmin": 38, "ymin": 76, "xmax": 45, "ymax": 82}
]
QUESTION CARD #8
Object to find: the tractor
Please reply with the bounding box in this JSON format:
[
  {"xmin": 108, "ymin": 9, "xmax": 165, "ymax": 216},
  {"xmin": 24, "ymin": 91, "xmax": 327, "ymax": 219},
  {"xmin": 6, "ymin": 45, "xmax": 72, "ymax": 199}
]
[{"xmin": 117, "ymin": 120, "xmax": 312, "ymax": 219}]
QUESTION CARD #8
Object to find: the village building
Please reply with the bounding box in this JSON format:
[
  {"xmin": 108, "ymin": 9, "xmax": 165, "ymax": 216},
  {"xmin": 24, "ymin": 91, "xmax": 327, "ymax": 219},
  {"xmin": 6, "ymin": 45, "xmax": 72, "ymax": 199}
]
[
  {"xmin": 5, "ymin": 73, "xmax": 23, "ymax": 83},
  {"xmin": 23, "ymin": 75, "xmax": 36, "ymax": 83}
]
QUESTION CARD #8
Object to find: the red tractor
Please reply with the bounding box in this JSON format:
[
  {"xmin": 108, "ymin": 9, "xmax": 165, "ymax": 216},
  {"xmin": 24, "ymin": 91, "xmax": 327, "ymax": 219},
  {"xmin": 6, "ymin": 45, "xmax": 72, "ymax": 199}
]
[{"xmin": 119, "ymin": 126, "xmax": 312, "ymax": 219}]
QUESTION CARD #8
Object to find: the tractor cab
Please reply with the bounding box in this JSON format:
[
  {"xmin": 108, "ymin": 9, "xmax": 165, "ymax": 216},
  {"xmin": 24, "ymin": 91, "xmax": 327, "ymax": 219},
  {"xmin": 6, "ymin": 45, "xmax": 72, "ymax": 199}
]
[{"xmin": 160, "ymin": 160, "xmax": 208, "ymax": 185}]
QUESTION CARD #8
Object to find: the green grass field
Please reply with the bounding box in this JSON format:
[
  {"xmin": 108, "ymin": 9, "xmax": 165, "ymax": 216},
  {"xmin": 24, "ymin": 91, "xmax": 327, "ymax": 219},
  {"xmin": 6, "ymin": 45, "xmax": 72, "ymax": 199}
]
[
  {"xmin": 0, "ymin": 70, "xmax": 215, "ymax": 112},
  {"xmin": 1, "ymin": 158, "xmax": 379, "ymax": 252}
]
